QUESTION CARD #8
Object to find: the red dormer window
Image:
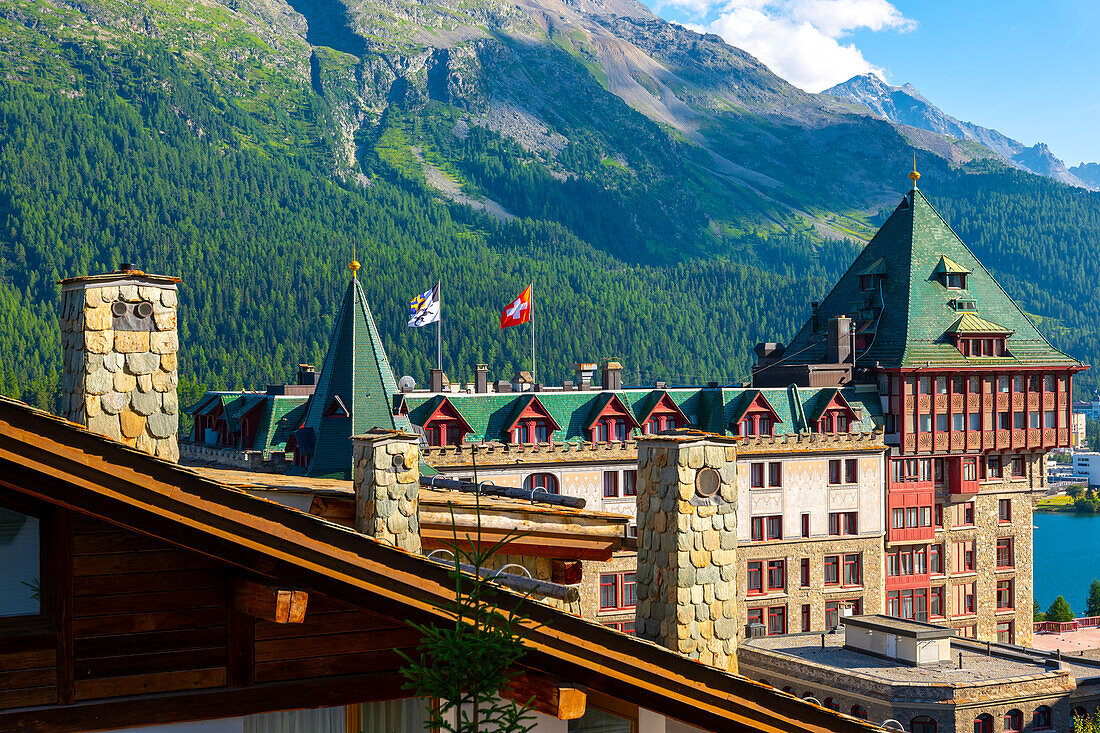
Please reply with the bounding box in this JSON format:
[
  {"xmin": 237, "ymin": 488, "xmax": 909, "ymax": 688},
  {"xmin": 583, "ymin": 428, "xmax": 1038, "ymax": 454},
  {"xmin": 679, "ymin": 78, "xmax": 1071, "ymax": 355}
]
[
  {"xmin": 419, "ymin": 397, "xmax": 473, "ymax": 447},
  {"xmin": 504, "ymin": 396, "xmax": 561, "ymax": 444},
  {"xmin": 586, "ymin": 394, "xmax": 640, "ymax": 442},
  {"xmin": 639, "ymin": 392, "xmax": 690, "ymax": 434},
  {"xmin": 731, "ymin": 391, "xmax": 782, "ymax": 438},
  {"xmin": 957, "ymin": 336, "xmax": 1007, "ymax": 357}
]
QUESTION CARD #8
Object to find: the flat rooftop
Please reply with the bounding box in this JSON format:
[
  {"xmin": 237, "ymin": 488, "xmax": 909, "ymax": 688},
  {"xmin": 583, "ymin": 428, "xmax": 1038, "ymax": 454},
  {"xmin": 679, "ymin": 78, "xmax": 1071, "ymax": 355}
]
[{"xmin": 742, "ymin": 632, "xmax": 1061, "ymax": 686}]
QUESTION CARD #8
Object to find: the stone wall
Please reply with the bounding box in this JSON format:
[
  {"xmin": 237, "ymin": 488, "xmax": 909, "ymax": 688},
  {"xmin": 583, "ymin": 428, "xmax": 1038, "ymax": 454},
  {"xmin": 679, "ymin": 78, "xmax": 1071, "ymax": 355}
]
[
  {"xmin": 635, "ymin": 436, "xmax": 738, "ymax": 672},
  {"xmin": 352, "ymin": 433, "xmax": 421, "ymax": 553},
  {"xmin": 59, "ymin": 275, "xmax": 179, "ymax": 461},
  {"xmin": 935, "ymin": 455, "xmax": 1038, "ymax": 646}
]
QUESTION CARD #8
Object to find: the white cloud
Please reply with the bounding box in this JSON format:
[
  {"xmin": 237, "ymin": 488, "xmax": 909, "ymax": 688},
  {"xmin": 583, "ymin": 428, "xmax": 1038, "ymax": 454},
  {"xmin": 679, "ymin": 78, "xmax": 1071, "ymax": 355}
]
[{"xmin": 653, "ymin": 0, "xmax": 914, "ymax": 93}]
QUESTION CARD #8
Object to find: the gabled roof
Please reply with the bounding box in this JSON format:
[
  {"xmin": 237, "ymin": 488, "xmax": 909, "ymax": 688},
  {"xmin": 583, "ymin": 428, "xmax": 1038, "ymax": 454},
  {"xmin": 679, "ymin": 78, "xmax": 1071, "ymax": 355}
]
[
  {"xmin": 501, "ymin": 394, "xmax": 563, "ymax": 434},
  {"xmin": 634, "ymin": 390, "xmax": 690, "ymax": 427},
  {"xmin": 414, "ymin": 395, "xmax": 476, "ymax": 435},
  {"xmin": 728, "ymin": 390, "xmax": 783, "ymax": 427},
  {"xmin": 184, "ymin": 393, "xmax": 231, "ymax": 417},
  {"xmin": 933, "ymin": 254, "xmax": 971, "ymax": 275},
  {"xmin": 780, "ymin": 186, "xmax": 1081, "ymax": 369},
  {"xmin": 225, "ymin": 394, "xmax": 267, "ymax": 421},
  {"xmin": 0, "ymin": 395, "xmax": 873, "ymax": 733},
  {"xmin": 582, "ymin": 392, "xmax": 641, "ymax": 431},
  {"xmin": 945, "ymin": 313, "xmax": 1013, "ymax": 335},
  {"xmin": 299, "ymin": 277, "xmax": 411, "ymax": 478},
  {"xmin": 856, "ymin": 257, "xmax": 886, "ymax": 276},
  {"xmin": 803, "ymin": 388, "xmax": 860, "ymax": 424}
]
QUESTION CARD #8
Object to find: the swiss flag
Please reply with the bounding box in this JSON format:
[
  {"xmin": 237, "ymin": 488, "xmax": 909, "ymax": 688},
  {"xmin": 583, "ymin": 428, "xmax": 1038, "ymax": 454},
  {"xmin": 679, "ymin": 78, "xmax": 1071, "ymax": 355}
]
[{"xmin": 500, "ymin": 284, "xmax": 533, "ymax": 329}]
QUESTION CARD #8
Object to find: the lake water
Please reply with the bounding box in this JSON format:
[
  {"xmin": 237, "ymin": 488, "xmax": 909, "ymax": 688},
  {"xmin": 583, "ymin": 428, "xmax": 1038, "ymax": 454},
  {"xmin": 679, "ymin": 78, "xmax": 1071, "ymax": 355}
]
[{"xmin": 1033, "ymin": 512, "xmax": 1100, "ymax": 613}]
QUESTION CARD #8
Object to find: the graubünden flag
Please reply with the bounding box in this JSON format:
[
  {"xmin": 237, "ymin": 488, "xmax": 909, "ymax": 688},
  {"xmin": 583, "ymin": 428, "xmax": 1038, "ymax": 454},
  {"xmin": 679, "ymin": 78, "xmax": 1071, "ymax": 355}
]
[{"xmin": 500, "ymin": 284, "xmax": 532, "ymax": 329}]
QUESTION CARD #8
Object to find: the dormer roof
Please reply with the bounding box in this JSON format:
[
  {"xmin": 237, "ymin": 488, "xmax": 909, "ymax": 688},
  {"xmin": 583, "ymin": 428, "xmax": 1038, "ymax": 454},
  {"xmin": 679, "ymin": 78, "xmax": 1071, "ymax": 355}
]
[{"xmin": 945, "ymin": 313, "xmax": 1013, "ymax": 336}]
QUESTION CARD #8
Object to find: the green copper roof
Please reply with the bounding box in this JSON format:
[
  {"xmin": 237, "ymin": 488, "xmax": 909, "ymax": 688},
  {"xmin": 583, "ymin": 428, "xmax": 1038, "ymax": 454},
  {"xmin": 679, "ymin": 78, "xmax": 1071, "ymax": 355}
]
[
  {"xmin": 300, "ymin": 277, "xmax": 411, "ymax": 479},
  {"xmin": 933, "ymin": 255, "xmax": 971, "ymax": 275},
  {"xmin": 781, "ymin": 187, "xmax": 1080, "ymax": 369},
  {"xmin": 402, "ymin": 384, "xmax": 882, "ymax": 442},
  {"xmin": 945, "ymin": 313, "xmax": 1013, "ymax": 335},
  {"xmin": 857, "ymin": 257, "xmax": 887, "ymax": 276}
]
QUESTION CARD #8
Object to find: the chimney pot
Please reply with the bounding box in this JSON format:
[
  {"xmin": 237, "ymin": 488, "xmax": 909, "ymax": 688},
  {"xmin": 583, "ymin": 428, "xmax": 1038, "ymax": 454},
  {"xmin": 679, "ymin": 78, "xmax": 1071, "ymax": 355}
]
[
  {"xmin": 475, "ymin": 364, "xmax": 489, "ymax": 393},
  {"xmin": 600, "ymin": 360, "xmax": 623, "ymax": 391}
]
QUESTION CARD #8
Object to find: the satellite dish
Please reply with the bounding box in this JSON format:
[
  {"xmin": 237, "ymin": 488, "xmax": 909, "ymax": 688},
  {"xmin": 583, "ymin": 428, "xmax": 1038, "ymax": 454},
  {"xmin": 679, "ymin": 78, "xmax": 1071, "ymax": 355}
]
[{"xmin": 398, "ymin": 375, "xmax": 416, "ymax": 392}]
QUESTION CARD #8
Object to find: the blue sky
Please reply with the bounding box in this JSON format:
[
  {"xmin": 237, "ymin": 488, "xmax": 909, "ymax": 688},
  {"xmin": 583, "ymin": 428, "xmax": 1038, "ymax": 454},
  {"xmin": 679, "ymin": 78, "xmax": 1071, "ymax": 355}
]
[{"xmin": 639, "ymin": 0, "xmax": 1100, "ymax": 166}]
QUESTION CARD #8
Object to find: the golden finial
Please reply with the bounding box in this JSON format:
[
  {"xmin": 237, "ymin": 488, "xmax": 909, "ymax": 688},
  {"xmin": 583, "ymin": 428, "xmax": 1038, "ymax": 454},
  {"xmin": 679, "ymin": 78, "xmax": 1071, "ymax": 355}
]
[
  {"xmin": 909, "ymin": 153, "xmax": 920, "ymax": 188},
  {"xmin": 348, "ymin": 241, "xmax": 360, "ymax": 274}
]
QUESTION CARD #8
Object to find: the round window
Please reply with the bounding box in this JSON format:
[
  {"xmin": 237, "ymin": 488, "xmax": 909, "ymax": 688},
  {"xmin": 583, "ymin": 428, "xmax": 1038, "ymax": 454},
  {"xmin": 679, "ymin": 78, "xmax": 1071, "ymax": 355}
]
[{"xmin": 695, "ymin": 467, "xmax": 721, "ymax": 498}]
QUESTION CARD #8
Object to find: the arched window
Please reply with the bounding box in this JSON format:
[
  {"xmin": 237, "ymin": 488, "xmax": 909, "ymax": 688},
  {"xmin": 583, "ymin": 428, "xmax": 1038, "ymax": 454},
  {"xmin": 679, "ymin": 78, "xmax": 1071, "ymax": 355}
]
[
  {"xmin": 1004, "ymin": 710, "xmax": 1022, "ymax": 732},
  {"xmin": 972, "ymin": 714, "xmax": 992, "ymax": 733},
  {"xmin": 781, "ymin": 686, "xmax": 793, "ymax": 694},
  {"xmin": 1033, "ymin": 706, "xmax": 1052, "ymax": 730},
  {"xmin": 823, "ymin": 697, "xmax": 839, "ymax": 711},
  {"xmin": 910, "ymin": 716, "xmax": 937, "ymax": 733},
  {"xmin": 851, "ymin": 705, "xmax": 867, "ymax": 720},
  {"xmin": 523, "ymin": 473, "xmax": 558, "ymax": 494},
  {"xmin": 1073, "ymin": 706, "xmax": 1088, "ymax": 721}
]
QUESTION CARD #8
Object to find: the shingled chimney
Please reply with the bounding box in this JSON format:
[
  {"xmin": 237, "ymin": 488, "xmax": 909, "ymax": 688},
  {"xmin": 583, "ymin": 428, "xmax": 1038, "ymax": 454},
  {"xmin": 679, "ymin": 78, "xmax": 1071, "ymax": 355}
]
[
  {"xmin": 59, "ymin": 264, "xmax": 180, "ymax": 461},
  {"xmin": 351, "ymin": 432, "xmax": 421, "ymax": 553},
  {"xmin": 635, "ymin": 434, "xmax": 738, "ymax": 672}
]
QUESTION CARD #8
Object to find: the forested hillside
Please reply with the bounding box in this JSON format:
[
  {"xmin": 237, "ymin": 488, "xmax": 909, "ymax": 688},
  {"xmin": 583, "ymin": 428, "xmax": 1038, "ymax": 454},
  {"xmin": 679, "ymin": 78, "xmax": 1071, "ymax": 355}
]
[{"xmin": 2, "ymin": 0, "xmax": 1100, "ymax": 412}]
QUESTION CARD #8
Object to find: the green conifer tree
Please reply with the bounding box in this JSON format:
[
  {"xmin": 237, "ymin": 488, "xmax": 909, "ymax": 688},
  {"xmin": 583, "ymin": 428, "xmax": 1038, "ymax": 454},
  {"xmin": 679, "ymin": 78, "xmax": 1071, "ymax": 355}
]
[
  {"xmin": 1087, "ymin": 580, "xmax": 1100, "ymax": 618},
  {"xmin": 1046, "ymin": 595, "xmax": 1075, "ymax": 623}
]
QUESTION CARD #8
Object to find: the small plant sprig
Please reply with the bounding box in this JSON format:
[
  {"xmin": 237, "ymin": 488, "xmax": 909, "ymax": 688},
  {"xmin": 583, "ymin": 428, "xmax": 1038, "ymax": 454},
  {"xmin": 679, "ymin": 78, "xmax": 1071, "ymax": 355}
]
[{"xmin": 398, "ymin": 449, "xmax": 539, "ymax": 733}]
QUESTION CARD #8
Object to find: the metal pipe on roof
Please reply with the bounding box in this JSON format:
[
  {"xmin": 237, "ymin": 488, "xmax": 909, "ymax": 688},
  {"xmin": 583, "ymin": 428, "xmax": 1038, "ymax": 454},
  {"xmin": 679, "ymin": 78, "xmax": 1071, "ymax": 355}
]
[
  {"xmin": 420, "ymin": 476, "xmax": 587, "ymax": 509},
  {"xmin": 427, "ymin": 556, "xmax": 580, "ymax": 602}
]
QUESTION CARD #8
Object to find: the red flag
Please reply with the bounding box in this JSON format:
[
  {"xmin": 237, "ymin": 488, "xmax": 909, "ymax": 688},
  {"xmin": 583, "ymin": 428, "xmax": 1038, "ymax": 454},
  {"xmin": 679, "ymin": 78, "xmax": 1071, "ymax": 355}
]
[{"xmin": 500, "ymin": 284, "xmax": 533, "ymax": 329}]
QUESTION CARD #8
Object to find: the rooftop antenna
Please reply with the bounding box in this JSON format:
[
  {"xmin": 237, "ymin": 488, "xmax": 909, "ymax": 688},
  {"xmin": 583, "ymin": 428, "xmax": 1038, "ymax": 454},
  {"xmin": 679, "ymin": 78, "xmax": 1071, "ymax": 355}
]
[{"xmin": 909, "ymin": 153, "xmax": 920, "ymax": 190}]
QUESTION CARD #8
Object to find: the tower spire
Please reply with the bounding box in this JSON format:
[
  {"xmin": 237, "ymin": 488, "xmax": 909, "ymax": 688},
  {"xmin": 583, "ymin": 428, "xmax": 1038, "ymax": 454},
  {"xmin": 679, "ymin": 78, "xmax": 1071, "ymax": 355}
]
[
  {"xmin": 348, "ymin": 242, "xmax": 361, "ymax": 277},
  {"xmin": 909, "ymin": 153, "xmax": 920, "ymax": 190}
]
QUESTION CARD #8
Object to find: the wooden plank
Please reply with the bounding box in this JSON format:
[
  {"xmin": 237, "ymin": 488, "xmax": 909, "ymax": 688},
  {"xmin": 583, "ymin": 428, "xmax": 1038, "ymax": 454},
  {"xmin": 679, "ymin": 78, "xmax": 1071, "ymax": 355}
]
[
  {"xmin": 231, "ymin": 578, "xmax": 307, "ymax": 624},
  {"xmin": 73, "ymin": 608, "xmax": 225, "ymax": 637},
  {"xmin": 75, "ymin": 647, "xmax": 226, "ymax": 680},
  {"xmin": 74, "ymin": 587, "xmax": 225, "ymax": 618},
  {"xmin": 73, "ymin": 550, "xmax": 218, "ymax": 577},
  {"xmin": 75, "ymin": 569, "xmax": 224, "ymax": 597},
  {"xmin": 254, "ymin": 648, "xmax": 408, "ymax": 683},
  {"xmin": 303, "ymin": 593, "xmax": 356, "ymax": 614},
  {"xmin": 75, "ymin": 627, "xmax": 226, "ymax": 659},
  {"xmin": 225, "ymin": 606, "xmax": 254, "ymax": 688},
  {"xmin": 52, "ymin": 509, "xmax": 75, "ymax": 706},
  {"xmin": 253, "ymin": 626, "xmax": 421, "ymax": 663},
  {"xmin": 72, "ymin": 514, "xmax": 120, "ymax": 535},
  {"xmin": 74, "ymin": 667, "xmax": 227, "ymax": 702},
  {"xmin": 0, "ymin": 671, "xmax": 410, "ymax": 732},
  {"xmin": 73, "ymin": 531, "xmax": 173, "ymax": 556},
  {"xmin": 0, "ymin": 649, "xmax": 57, "ymax": 671},
  {"xmin": 254, "ymin": 609, "xmax": 396, "ymax": 641},
  {"xmin": 0, "ymin": 667, "xmax": 59, "ymax": 690},
  {"xmin": 0, "ymin": 686, "xmax": 56, "ymax": 709},
  {"xmin": 501, "ymin": 671, "xmax": 586, "ymax": 720}
]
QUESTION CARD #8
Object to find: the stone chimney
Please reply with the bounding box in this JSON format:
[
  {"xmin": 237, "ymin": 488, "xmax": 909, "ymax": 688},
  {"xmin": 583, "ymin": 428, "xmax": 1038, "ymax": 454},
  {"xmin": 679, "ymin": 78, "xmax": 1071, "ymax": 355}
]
[
  {"xmin": 351, "ymin": 432, "xmax": 421, "ymax": 553},
  {"xmin": 574, "ymin": 362, "xmax": 596, "ymax": 389},
  {"xmin": 600, "ymin": 360, "xmax": 623, "ymax": 391},
  {"xmin": 430, "ymin": 368, "xmax": 448, "ymax": 393},
  {"xmin": 827, "ymin": 315, "xmax": 852, "ymax": 364},
  {"xmin": 59, "ymin": 265, "xmax": 180, "ymax": 461},
  {"xmin": 474, "ymin": 364, "xmax": 489, "ymax": 393},
  {"xmin": 635, "ymin": 434, "xmax": 738, "ymax": 672}
]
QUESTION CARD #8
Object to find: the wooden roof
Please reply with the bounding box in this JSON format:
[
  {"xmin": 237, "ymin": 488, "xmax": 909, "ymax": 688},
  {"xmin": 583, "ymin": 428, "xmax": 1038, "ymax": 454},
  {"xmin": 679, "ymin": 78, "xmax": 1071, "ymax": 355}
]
[{"xmin": 0, "ymin": 395, "xmax": 875, "ymax": 733}]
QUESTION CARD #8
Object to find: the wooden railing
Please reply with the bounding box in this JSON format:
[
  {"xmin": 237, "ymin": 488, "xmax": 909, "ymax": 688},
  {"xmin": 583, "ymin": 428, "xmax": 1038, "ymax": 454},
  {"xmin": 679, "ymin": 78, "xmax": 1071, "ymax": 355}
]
[{"xmin": 1034, "ymin": 616, "xmax": 1100, "ymax": 633}]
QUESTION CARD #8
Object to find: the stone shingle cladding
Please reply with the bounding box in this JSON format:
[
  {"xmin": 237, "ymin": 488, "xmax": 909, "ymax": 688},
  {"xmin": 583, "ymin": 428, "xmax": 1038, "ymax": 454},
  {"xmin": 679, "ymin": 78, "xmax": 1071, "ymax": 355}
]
[
  {"xmin": 634, "ymin": 436, "xmax": 739, "ymax": 672},
  {"xmin": 351, "ymin": 433, "xmax": 421, "ymax": 553},
  {"xmin": 60, "ymin": 272, "xmax": 180, "ymax": 461}
]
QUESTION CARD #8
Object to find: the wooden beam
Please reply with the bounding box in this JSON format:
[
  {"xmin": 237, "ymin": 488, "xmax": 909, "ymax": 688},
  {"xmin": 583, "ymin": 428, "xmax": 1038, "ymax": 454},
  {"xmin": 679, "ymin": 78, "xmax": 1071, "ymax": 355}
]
[
  {"xmin": 232, "ymin": 578, "xmax": 307, "ymax": 624},
  {"xmin": 501, "ymin": 671, "xmax": 586, "ymax": 720}
]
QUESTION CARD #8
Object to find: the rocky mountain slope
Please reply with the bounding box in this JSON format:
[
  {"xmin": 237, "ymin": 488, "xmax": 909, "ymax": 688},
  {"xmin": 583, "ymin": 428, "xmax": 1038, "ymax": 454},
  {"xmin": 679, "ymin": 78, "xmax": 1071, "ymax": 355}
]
[
  {"xmin": 3, "ymin": 0, "xmax": 1100, "ymax": 404},
  {"xmin": 825, "ymin": 74, "xmax": 1095, "ymax": 190}
]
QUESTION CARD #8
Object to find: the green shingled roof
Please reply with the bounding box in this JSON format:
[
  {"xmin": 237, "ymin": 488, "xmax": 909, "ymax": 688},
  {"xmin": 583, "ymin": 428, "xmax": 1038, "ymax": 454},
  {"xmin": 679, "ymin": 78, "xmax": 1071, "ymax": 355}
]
[
  {"xmin": 780, "ymin": 187, "xmax": 1081, "ymax": 369},
  {"xmin": 299, "ymin": 277, "xmax": 411, "ymax": 479},
  {"xmin": 944, "ymin": 313, "xmax": 1012, "ymax": 335},
  {"xmin": 933, "ymin": 255, "xmax": 970, "ymax": 275},
  {"xmin": 403, "ymin": 384, "xmax": 882, "ymax": 442}
]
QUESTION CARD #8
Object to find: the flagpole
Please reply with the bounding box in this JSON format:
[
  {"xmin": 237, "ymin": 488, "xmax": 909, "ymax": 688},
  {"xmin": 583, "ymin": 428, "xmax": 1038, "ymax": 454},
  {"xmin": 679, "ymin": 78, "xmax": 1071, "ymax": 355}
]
[
  {"xmin": 436, "ymin": 282, "xmax": 442, "ymax": 372},
  {"xmin": 530, "ymin": 282, "xmax": 536, "ymax": 387}
]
